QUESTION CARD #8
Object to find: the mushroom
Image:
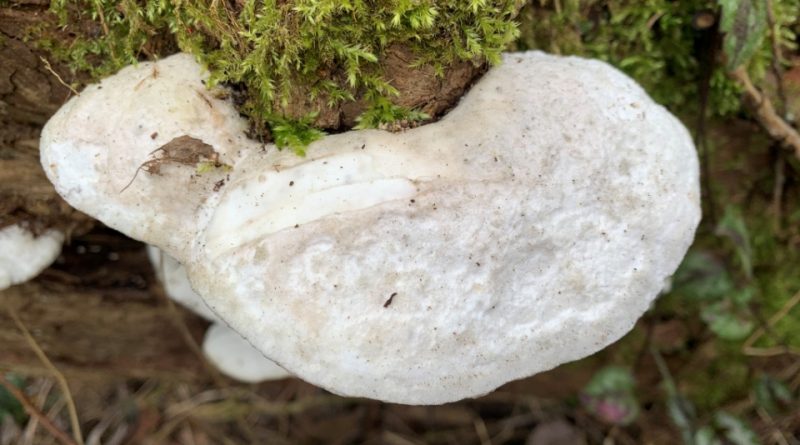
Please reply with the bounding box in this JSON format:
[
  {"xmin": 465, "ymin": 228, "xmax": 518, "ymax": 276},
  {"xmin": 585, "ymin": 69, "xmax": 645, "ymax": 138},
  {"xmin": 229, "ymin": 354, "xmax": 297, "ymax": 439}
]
[
  {"xmin": 203, "ymin": 323, "xmax": 290, "ymax": 383},
  {"xmin": 0, "ymin": 223, "xmax": 63, "ymax": 291},
  {"xmin": 147, "ymin": 246, "xmax": 217, "ymax": 321},
  {"xmin": 40, "ymin": 51, "xmax": 700, "ymax": 404},
  {"xmin": 147, "ymin": 246, "xmax": 289, "ymax": 382}
]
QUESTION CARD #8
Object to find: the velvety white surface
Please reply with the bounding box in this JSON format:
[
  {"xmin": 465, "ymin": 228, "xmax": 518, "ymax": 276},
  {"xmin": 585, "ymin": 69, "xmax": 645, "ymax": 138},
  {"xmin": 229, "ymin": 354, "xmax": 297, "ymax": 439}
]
[
  {"xmin": 41, "ymin": 52, "xmax": 701, "ymax": 404},
  {"xmin": 0, "ymin": 224, "xmax": 63, "ymax": 290}
]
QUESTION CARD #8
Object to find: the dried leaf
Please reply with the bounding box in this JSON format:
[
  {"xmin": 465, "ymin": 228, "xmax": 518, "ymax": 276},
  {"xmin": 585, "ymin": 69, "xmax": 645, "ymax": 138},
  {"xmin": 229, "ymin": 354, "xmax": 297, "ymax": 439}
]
[
  {"xmin": 715, "ymin": 206, "xmax": 753, "ymax": 279},
  {"xmin": 121, "ymin": 136, "xmax": 230, "ymax": 192}
]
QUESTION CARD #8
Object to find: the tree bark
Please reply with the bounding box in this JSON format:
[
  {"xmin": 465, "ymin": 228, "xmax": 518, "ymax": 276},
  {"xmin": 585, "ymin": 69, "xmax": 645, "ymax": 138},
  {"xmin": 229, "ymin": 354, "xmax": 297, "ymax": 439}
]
[
  {"xmin": 0, "ymin": 3, "xmax": 217, "ymax": 381},
  {"xmin": 1, "ymin": 2, "xmax": 91, "ymax": 232},
  {"xmin": 0, "ymin": 2, "xmax": 487, "ymax": 380}
]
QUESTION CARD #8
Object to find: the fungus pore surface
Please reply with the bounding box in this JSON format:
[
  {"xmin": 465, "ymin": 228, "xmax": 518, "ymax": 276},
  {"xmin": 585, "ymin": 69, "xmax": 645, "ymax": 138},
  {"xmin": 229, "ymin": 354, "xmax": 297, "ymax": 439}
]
[{"xmin": 41, "ymin": 52, "xmax": 701, "ymax": 404}]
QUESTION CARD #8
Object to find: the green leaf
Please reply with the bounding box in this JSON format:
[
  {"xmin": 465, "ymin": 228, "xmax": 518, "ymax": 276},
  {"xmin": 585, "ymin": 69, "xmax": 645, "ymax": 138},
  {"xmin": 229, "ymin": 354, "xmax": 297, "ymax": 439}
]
[
  {"xmin": 583, "ymin": 366, "xmax": 636, "ymax": 395},
  {"xmin": 754, "ymin": 375, "xmax": 793, "ymax": 414},
  {"xmin": 700, "ymin": 302, "xmax": 753, "ymax": 340},
  {"xmin": 0, "ymin": 374, "xmax": 27, "ymax": 425},
  {"xmin": 694, "ymin": 427, "xmax": 722, "ymax": 445},
  {"xmin": 580, "ymin": 366, "xmax": 639, "ymax": 426},
  {"xmin": 667, "ymin": 395, "xmax": 697, "ymax": 444},
  {"xmin": 715, "ymin": 206, "xmax": 754, "ymax": 279},
  {"xmin": 714, "ymin": 412, "xmax": 759, "ymax": 445},
  {"xmin": 653, "ymin": 348, "xmax": 697, "ymax": 443},
  {"xmin": 730, "ymin": 286, "xmax": 756, "ymax": 305},
  {"xmin": 672, "ymin": 251, "xmax": 735, "ymax": 301},
  {"xmin": 269, "ymin": 113, "xmax": 325, "ymax": 156},
  {"xmin": 718, "ymin": 0, "xmax": 768, "ymax": 70}
]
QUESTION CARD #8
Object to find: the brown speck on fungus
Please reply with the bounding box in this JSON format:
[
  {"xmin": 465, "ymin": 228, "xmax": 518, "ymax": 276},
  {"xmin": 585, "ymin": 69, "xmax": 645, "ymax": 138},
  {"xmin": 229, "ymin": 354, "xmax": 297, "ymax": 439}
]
[{"xmin": 383, "ymin": 292, "xmax": 398, "ymax": 308}]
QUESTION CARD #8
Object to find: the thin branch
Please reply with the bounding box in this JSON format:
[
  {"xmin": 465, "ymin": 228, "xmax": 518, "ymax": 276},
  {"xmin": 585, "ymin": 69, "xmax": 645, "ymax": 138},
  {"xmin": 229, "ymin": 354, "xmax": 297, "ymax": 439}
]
[
  {"xmin": 39, "ymin": 57, "xmax": 80, "ymax": 97},
  {"xmin": 92, "ymin": 0, "xmax": 110, "ymax": 37},
  {"xmin": 755, "ymin": 405, "xmax": 790, "ymax": 445},
  {"xmin": 473, "ymin": 416, "xmax": 493, "ymax": 445},
  {"xmin": 7, "ymin": 307, "xmax": 84, "ymax": 445},
  {"xmin": 22, "ymin": 379, "xmax": 54, "ymax": 445},
  {"xmin": 729, "ymin": 67, "xmax": 800, "ymax": 160},
  {"xmin": 0, "ymin": 375, "xmax": 77, "ymax": 445},
  {"xmin": 771, "ymin": 151, "xmax": 786, "ymax": 233}
]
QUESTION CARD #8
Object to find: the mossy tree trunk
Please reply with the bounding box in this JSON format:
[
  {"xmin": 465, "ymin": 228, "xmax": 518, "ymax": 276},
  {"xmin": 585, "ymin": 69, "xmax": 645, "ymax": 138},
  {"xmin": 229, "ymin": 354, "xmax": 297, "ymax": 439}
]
[{"xmin": 0, "ymin": 2, "xmax": 497, "ymax": 381}]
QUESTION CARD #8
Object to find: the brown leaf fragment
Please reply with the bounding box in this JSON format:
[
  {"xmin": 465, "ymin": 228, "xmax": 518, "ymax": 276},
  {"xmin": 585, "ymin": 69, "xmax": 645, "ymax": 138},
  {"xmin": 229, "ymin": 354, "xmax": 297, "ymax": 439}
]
[{"xmin": 120, "ymin": 136, "xmax": 225, "ymax": 193}]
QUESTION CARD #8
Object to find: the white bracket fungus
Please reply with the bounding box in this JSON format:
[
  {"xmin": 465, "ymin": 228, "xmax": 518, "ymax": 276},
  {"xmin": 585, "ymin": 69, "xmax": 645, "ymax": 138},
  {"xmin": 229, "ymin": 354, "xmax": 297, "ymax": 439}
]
[
  {"xmin": 0, "ymin": 224, "xmax": 63, "ymax": 291},
  {"xmin": 147, "ymin": 246, "xmax": 289, "ymax": 382},
  {"xmin": 203, "ymin": 323, "xmax": 290, "ymax": 383},
  {"xmin": 41, "ymin": 52, "xmax": 701, "ymax": 404}
]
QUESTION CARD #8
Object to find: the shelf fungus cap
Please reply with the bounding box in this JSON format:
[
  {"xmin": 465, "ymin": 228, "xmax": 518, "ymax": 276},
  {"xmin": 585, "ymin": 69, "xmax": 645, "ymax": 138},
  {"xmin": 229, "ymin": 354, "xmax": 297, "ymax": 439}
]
[
  {"xmin": 40, "ymin": 54, "xmax": 252, "ymax": 259},
  {"xmin": 0, "ymin": 224, "xmax": 63, "ymax": 291},
  {"xmin": 41, "ymin": 52, "xmax": 700, "ymax": 404},
  {"xmin": 203, "ymin": 323, "xmax": 290, "ymax": 383},
  {"xmin": 147, "ymin": 246, "xmax": 289, "ymax": 381},
  {"xmin": 147, "ymin": 246, "xmax": 218, "ymax": 321}
]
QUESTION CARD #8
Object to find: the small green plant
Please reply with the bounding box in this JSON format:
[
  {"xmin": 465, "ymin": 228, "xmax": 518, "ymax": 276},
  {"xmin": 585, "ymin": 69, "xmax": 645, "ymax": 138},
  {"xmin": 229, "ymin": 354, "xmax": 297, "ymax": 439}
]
[
  {"xmin": 753, "ymin": 374, "xmax": 794, "ymax": 415},
  {"xmin": 516, "ymin": 0, "xmax": 800, "ymax": 117},
  {"xmin": 672, "ymin": 206, "xmax": 759, "ymax": 341},
  {"xmin": 270, "ymin": 113, "xmax": 326, "ymax": 157},
  {"xmin": 0, "ymin": 374, "xmax": 27, "ymax": 426},
  {"xmin": 355, "ymin": 97, "xmax": 429, "ymax": 130},
  {"xmin": 693, "ymin": 412, "xmax": 760, "ymax": 445},
  {"xmin": 580, "ymin": 366, "xmax": 640, "ymax": 426},
  {"xmin": 719, "ymin": 0, "xmax": 768, "ymax": 71},
  {"xmin": 653, "ymin": 349, "xmax": 759, "ymax": 445}
]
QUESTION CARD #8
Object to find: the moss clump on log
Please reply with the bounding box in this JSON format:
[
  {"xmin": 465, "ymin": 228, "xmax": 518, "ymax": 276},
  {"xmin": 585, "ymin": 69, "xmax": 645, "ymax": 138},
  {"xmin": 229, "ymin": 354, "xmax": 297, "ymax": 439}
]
[{"xmin": 42, "ymin": 0, "xmax": 521, "ymax": 153}]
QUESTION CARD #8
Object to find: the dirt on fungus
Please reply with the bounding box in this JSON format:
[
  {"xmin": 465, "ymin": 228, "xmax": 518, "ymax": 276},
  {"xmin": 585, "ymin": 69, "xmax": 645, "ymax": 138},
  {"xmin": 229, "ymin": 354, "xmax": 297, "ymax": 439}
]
[{"xmin": 120, "ymin": 135, "xmax": 229, "ymax": 193}]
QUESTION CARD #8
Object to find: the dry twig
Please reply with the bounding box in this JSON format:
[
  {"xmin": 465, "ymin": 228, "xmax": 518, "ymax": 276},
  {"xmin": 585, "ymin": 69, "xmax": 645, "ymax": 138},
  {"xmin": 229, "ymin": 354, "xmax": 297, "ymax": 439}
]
[
  {"xmin": 21, "ymin": 379, "xmax": 54, "ymax": 445},
  {"xmin": 39, "ymin": 57, "xmax": 80, "ymax": 97},
  {"xmin": 743, "ymin": 290, "xmax": 800, "ymax": 357},
  {"xmin": 7, "ymin": 307, "xmax": 84, "ymax": 445},
  {"xmin": 729, "ymin": 67, "xmax": 800, "ymax": 160},
  {"xmin": 0, "ymin": 375, "xmax": 77, "ymax": 445},
  {"xmin": 92, "ymin": 0, "xmax": 110, "ymax": 37}
]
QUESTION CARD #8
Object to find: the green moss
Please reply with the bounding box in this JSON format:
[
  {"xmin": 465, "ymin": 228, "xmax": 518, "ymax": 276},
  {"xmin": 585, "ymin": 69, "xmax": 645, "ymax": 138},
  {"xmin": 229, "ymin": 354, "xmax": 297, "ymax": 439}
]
[
  {"xmin": 354, "ymin": 97, "xmax": 429, "ymax": 130},
  {"xmin": 515, "ymin": 0, "xmax": 800, "ymax": 117},
  {"xmin": 269, "ymin": 113, "xmax": 325, "ymax": 156},
  {"xmin": 43, "ymin": 0, "xmax": 521, "ymax": 151},
  {"xmin": 748, "ymin": 214, "xmax": 800, "ymax": 350},
  {"xmin": 683, "ymin": 347, "xmax": 750, "ymax": 412}
]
